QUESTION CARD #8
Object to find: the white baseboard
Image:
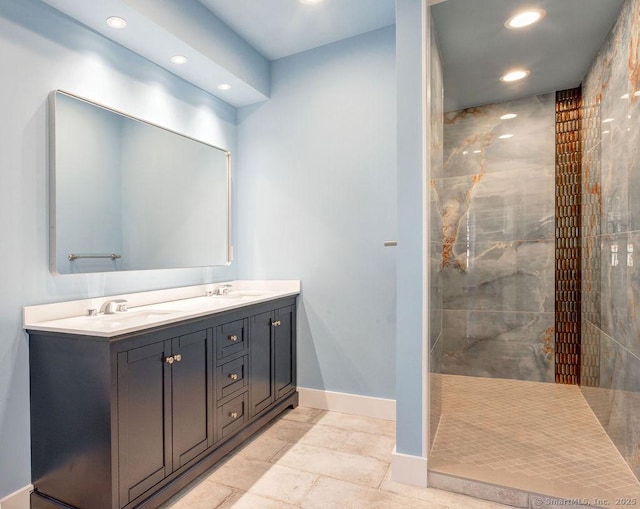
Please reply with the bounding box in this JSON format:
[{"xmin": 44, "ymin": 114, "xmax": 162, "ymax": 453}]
[
  {"xmin": 297, "ymin": 387, "xmax": 396, "ymax": 421},
  {"xmin": 391, "ymin": 447, "xmax": 428, "ymax": 487},
  {"xmin": 0, "ymin": 485, "xmax": 32, "ymax": 509}
]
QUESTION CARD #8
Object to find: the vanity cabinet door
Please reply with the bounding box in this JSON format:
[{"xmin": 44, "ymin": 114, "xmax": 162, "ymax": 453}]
[
  {"xmin": 249, "ymin": 311, "xmax": 275, "ymax": 417},
  {"xmin": 117, "ymin": 327, "xmax": 213, "ymax": 507},
  {"xmin": 274, "ymin": 305, "xmax": 296, "ymax": 400},
  {"xmin": 249, "ymin": 305, "xmax": 296, "ymax": 417},
  {"xmin": 117, "ymin": 340, "xmax": 172, "ymax": 508},
  {"xmin": 171, "ymin": 329, "xmax": 214, "ymax": 469}
]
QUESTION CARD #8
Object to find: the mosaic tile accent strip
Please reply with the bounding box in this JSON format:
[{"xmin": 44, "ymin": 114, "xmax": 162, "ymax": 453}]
[
  {"xmin": 429, "ymin": 375, "xmax": 640, "ymax": 505},
  {"xmin": 555, "ymin": 88, "xmax": 582, "ymax": 385}
]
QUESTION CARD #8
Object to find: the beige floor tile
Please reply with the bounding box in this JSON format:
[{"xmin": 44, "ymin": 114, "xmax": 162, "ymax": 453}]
[
  {"xmin": 217, "ymin": 491, "xmax": 297, "ymax": 509},
  {"xmin": 272, "ymin": 442, "xmax": 388, "ymax": 487},
  {"xmin": 159, "ymin": 479, "xmax": 234, "ymax": 509},
  {"xmin": 299, "ymin": 476, "xmax": 439, "ymax": 509},
  {"xmin": 340, "ymin": 431, "xmax": 395, "ymax": 462},
  {"xmin": 260, "ymin": 418, "xmax": 314, "ymax": 442},
  {"xmin": 204, "ymin": 456, "xmax": 272, "ymax": 492},
  {"xmin": 243, "ymin": 463, "xmax": 319, "ymax": 504},
  {"xmin": 312, "ymin": 411, "xmax": 395, "ymax": 437},
  {"xmin": 281, "ymin": 406, "xmax": 326, "ymax": 423},
  {"xmin": 296, "ymin": 423, "xmax": 351, "ymax": 450},
  {"xmin": 201, "ymin": 454, "xmax": 319, "ymax": 505},
  {"xmin": 235, "ymin": 433, "xmax": 289, "ymax": 462}
]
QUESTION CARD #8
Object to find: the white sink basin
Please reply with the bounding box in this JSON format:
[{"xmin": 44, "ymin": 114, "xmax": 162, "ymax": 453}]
[
  {"xmin": 210, "ymin": 290, "xmax": 271, "ymax": 300},
  {"xmin": 96, "ymin": 309, "xmax": 177, "ymax": 324},
  {"xmin": 229, "ymin": 291, "xmax": 269, "ymax": 298}
]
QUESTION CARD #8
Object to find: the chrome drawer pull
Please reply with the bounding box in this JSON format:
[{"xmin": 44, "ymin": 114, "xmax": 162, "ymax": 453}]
[{"xmin": 229, "ymin": 373, "xmax": 239, "ymax": 381}]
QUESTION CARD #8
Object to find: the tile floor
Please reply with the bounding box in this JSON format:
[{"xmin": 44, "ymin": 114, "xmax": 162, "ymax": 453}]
[
  {"xmin": 429, "ymin": 375, "xmax": 640, "ymax": 506},
  {"xmin": 163, "ymin": 406, "xmax": 511, "ymax": 509}
]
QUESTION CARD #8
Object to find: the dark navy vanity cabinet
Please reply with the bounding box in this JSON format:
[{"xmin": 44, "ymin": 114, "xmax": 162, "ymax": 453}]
[{"xmin": 28, "ymin": 297, "xmax": 297, "ymax": 509}]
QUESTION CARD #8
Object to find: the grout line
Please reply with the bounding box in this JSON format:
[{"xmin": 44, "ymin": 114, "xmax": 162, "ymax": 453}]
[{"xmin": 214, "ymin": 487, "xmax": 239, "ymax": 509}]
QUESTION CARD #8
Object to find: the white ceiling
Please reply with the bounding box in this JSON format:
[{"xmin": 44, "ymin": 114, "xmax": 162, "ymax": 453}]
[{"xmin": 197, "ymin": 0, "xmax": 395, "ymax": 61}]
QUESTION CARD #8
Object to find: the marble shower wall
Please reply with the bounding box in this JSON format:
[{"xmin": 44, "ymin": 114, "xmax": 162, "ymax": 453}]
[
  {"xmin": 435, "ymin": 94, "xmax": 556, "ymax": 383},
  {"xmin": 581, "ymin": 0, "xmax": 640, "ymax": 480},
  {"xmin": 429, "ymin": 16, "xmax": 444, "ymax": 451}
]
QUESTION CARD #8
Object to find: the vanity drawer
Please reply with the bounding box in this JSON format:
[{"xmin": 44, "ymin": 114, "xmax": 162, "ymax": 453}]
[
  {"xmin": 216, "ymin": 319, "xmax": 247, "ymax": 362},
  {"xmin": 217, "ymin": 355, "xmax": 248, "ymax": 401},
  {"xmin": 217, "ymin": 391, "xmax": 248, "ymax": 439}
]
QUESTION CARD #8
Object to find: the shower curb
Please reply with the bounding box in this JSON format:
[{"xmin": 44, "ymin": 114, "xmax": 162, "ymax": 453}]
[{"xmin": 428, "ymin": 471, "xmax": 605, "ymax": 509}]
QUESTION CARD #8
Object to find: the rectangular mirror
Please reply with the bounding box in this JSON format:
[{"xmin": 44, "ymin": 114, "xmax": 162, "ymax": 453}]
[{"xmin": 50, "ymin": 90, "xmax": 231, "ymax": 274}]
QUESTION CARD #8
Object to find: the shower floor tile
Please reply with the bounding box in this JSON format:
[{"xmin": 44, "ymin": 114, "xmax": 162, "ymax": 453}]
[{"xmin": 429, "ymin": 375, "xmax": 640, "ymax": 506}]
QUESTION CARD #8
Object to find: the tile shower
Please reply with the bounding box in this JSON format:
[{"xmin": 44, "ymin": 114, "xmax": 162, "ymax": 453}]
[
  {"xmin": 429, "ymin": 0, "xmax": 640, "ymax": 503},
  {"xmin": 435, "ymin": 93, "xmax": 556, "ymax": 383}
]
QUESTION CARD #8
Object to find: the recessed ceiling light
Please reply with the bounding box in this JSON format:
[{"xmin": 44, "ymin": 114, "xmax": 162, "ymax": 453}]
[
  {"xmin": 602, "ymin": 118, "xmax": 615, "ymax": 123},
  {"xmin": 299, "ymin": 0, "xmax": 323, "ymax": 4},
  {"xmin": 473, "ymin": 150, "xmax": 482, "ymax": 154},
  {"xmin": 634, "ymin": 90, "xmax": 640, "ymax": 97},
  {"xmin": 106, "ymin": 16, "xmax": 127, "ymax": 29},
  {"xmin": 602, "ymin": 130, "xmax": 610, "ymax": 135},
  {"xmin": 500, "ymin": 113, "xmax": 517, "ymax": 120},
  {"xmin": 500, "ymin": 70, "xmax": 530, "ymax": 82},
  {"xmin": 217, "ymin": 83, "xmax": 232, "ymax": 91},
  {"xmin": 462, "ymin": 150, "xmax": 469, "ymax": 155},
  {"xmin": 498, "ymin": 134, "xmax": 514, "ymax": 139},
  {"xmin": 621, "ymin": 93, "xmax": 630, "ymax": 99},
  {"xmin": 170, "ymin": 55, "xmax": 188, "ymax": 64},
  {"xmin": 505, "ymin": 9, "xmax": 546, "ymax": 29}
]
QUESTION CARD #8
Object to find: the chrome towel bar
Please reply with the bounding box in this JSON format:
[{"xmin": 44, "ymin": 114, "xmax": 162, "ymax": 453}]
[{"xmin": 68, "ymin": 253, "xmax": 121, "ymax": 261}]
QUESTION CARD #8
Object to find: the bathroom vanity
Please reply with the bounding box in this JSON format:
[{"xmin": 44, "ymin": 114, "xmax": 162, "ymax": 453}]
[{"xmin": 25, "ymin": 281, "xmax": 299, "ymax": 509}]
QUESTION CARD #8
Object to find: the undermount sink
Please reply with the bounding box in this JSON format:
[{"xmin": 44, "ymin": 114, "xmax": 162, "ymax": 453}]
[
  {"xmin": 213, "ymin": 290, "xmax": 270, "ymax": 299},
  {"xmin": 82, "ymin": 309, "xmax": 179, "ymax": 330},
  {"xmin": 96, "ymin": 310, "xmax": 176, "ymax": 324}
]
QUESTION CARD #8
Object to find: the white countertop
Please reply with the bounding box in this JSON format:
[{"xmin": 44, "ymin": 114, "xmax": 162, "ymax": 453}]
[{"xmin": 24, "ymin": 280, "xmax": 300, "ymax": 337}]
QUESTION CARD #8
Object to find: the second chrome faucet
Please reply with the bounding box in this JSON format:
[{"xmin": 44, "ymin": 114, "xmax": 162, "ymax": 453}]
[{"xmin": 99, "ymin": 299, "xmax": 128, "ymax": 314}]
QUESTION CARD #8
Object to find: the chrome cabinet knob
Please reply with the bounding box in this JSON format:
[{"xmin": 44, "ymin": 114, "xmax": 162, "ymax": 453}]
[
  {"xmin": 272, "ymin": 320, "xmax": 281, "ymax": 327},
  {"xmin": 164, "ymin": 356, "xmax": 174, "ymax": 364},
  {"xmin": 229, "ymin": 412, "xmax": 238, "ymax": 419},
  {"xmin": 229, "ymin": 373, "xmax": 238, "ymax": 381},
  {"xmin": 174, "ymin": 354, "xmax": 182, "ymax": 362},
  {"xmin": 229, "ymin": 335, "xmax": 238, "ymax": 342}
]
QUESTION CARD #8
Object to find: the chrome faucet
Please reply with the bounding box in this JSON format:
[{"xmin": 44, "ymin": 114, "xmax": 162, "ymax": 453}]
[
  {"xmin": 209, "ymin": 284, "xmax": 232, "ymax": 296},
  {"xmin": 100, "ymin": 299, "xmax": 128, "ymax": 314}
]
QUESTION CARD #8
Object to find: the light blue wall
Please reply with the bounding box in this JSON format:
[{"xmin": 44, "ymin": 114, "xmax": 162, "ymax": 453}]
[
  {"xmin": 395, "ymin": 0, "xmax": 428, "ymax": 457},
  {"xmin": 0, "ymin": 0, "xmax": 237, "ymax": 497},
  {"xmin": 236, "ymin": 26, "xmax": 397, "ymax": 399}
]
